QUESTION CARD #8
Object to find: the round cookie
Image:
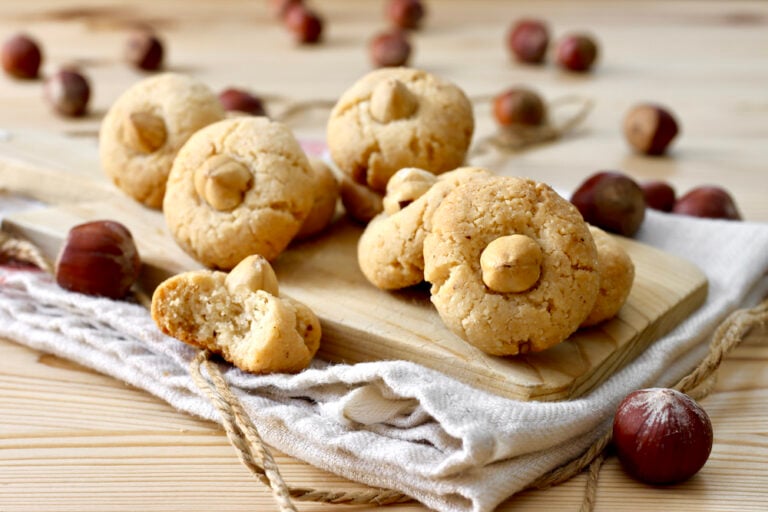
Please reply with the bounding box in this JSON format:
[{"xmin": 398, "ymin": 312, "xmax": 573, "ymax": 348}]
[
  {"xmin": 358, "ymin": 166, "xmax": 492, "ymax": 290},
  {"xmin": 295, "ymin": 158, "xmax": 340, "ymax": 239},
  {"xmin": 580, "ymin": 225, "xmax": 635, "ymax": 327},
  {"xmin": 163, "ymin": 116, "xmax": 315, "ymax": 269},
  {"xmin": 327, "ymin": 67, "xmax": 474, "ymax": 193},
  {"xmin": 99, "ymin": 73, "xmax": 225, "ymax": 209},
  {"xmin": 423, "ymin": 176, "xmax": 600, "ymax": 356}
]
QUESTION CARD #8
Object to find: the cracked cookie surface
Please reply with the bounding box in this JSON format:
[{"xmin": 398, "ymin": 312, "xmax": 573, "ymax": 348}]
[
  {"xmin": 423, "ymin": 176, "xmax": 600, "ymax": 356},
  {"xmin": 100, "ymin": 73, "xmax": 225, "ymax": 209},
  {"xmin": 163, "ymin": 116, "xmax": 315, "ymax": 269},
  {"xmin": 327, "ymin": 67, "xmax": 474, "ymax": 193}
]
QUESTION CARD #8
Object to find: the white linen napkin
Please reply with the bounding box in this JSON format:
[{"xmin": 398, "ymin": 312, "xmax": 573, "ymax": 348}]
[{"xmin": 1, "ymin": 209, "xmax": 767, "ymax": 512}]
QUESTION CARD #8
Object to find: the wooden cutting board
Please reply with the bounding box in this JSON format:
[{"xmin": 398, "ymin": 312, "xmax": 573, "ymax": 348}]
[{"xmin": 0, "ymin": 129, "xmax": 708, "ymax": 401}]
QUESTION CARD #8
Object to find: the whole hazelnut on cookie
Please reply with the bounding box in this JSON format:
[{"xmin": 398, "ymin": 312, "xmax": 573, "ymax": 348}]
[
  {"xmin": 327, "ymin": 68, "xmax": 474, "ymax": 193},
  {"xmin": 99, "ymin": 73, "xmax": 225, "ymax": 209}
]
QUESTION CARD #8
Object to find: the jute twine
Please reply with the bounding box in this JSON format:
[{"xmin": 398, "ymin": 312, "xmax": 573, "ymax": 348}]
[{"xmin": 2, "ymin": 220, "xmax": 767, "ymax": 511}]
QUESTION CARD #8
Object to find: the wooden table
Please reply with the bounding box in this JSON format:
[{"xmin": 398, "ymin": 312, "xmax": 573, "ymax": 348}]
[{"xmin": 1, "ymin": 1, "xmax": 767, "ymax": 510}]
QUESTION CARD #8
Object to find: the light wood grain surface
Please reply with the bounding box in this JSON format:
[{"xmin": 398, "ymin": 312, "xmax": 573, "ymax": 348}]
[{"xmin": 1, "ymin": 1, "xmax": 767, "ymax": 511}]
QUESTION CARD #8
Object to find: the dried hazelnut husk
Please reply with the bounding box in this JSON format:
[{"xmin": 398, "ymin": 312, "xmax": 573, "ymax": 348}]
[
  {"xmin": 556, "ymin": 33, "xmax": 598, "ymax": 72},
  {"xmin": 125, "ymin": 29, "xmax": 164, "ymax": 71},
  {"xmin": 369, "ymin": 29, "xmax": 412, "ymax": 68},
  {"xmin": 386, "ymin": 0, "xmax": 426, "ymax": 30},
  {"xmin": 44, "ymin": 68, "xmax": 91, "ymax": 118},
  {"xmin": 284, "ymin": 4, "xmax": 323, "ymax": 44},
  {"xmin": 506, "ymin": 19, "xmax": 549, "ymax": 64},
  {"xmin": 1, "ymin": 33, "xmax": 42, "ymax": 79},
  {"xmin": 55, "ymin": 220, "xmax": 141, "ymax": 299},
  {"xmin": 624, "ymin": 104, "xmax": 680, "ymax": 156},
  {"xmin": 673, "ymin": 186, "xmax": 742, "ymax": 220},
  {"xmin": 218, "ymin": 88, "xmax": 268, "ymax": 117},
  {"xmin": 571, "ymin": 171, "xmax": 646, "ymax": 237},
  {"xmin": 493, "ymin": 87, "xmax": 547, "ymax": 127},
  {"xmin": 613, "ymin": 388, "xmax": 713, "ymax": 485}
]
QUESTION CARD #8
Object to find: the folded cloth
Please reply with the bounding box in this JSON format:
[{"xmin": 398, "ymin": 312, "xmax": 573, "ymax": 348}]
[{"xmin": 1, "ymin": 209, "xmax": 767, "ymax": 512}]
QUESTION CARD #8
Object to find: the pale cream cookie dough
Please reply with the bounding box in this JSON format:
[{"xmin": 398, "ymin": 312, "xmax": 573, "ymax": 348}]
[
  {"xmin": 99, "ymin": 73, "xmax": 225, "ymax": 209},
  {"xmin": 163, "ymin": 116, "xmax": 315, "ymax": 269},
  {"xmin": 580, "ymin": 225, "xmax": 635, "ymax": 327},
  {"xmin": 327, "ymin": 67, "xmax": 474, "ymax": 193},
  {"xmin": 151, "ymin": 255, "xmax": 321, "ymax": 374},
  {"xmin": 423, "ymin": 176, "xmax": 600, "ymax": 356},
  {"xmin": 358, "ymin": 166, "xmax": 492, "ymax": 290},
  {"xmin": 295, "ymin": 158, "xmax": 340, "ymax": 240}
]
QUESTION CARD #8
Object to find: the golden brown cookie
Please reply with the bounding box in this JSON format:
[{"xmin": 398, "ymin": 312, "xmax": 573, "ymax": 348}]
[
  {"xmin": 423, "ymin": 176, "xmax": 600, "ymax": 356},
  {"xmin": 580, "ymin": 226, "xmax": 635, "ymax": 327},
  {"xmin": 99, "ymin": 73, "xmax": 225, "ymax": 209},
  {"xmin": 151, "ymin": 255, "xmax": 321, "ymax": 374},
  {"xmin": 327, "ymin": 67, "xmax": 474, "ymax": 193},
  {"xmin": 295, "ymin": 158, "xmax": 340, "ymax": 239},
  {"xmin": 358, "ymin": 166, "xmax": 492, "ymax": 290},
  {"xmin": 163, "ymin": 116, "xmax": 315, "ymax": 269}
]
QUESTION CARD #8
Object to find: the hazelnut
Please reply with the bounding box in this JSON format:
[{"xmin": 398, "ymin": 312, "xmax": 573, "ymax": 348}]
[
  {"xmin": 624, "ymin": 104, "xmax": 680, "ymax": 156},
  {"xmin": 383, "ymin": 167, "xmax": 436, "ymax": 215},
  {"xmin": 1, "ymin": 33, "xmax": 43, "ymax": 79},
  {"xmin": 44, "ymin": 68, "xmax": 91, "ymax": 118},
  {"xmin": 369, "ymin": 78, "xmax": 418, "ymax": 123},
  {"xmin": 339, "ymin": 174, "xmax": 384, "ymax": 224},
  {"xmin": 225, "ymin": 254, "xmax": 280, "ymax": 297},
  {"xmin": 124, "ymin": 111, "xmax": 167, "ymax": 153},
  {"xmin": 556, "ymin": 33, "xmax": 598, "ymax": 72},
  {"xmin": 641, "ymin": 180, "xmax": 676, "ymax": 212},
  {"xmin": 55, "ymin": 220, "xmax": 141, "ymax": 299},
  {"xmin": 506, "ymin": 19, "xmax": 549, "ymax": 64},
  {"xmin": 571, "ymin": 171, "xmax": 646, "ymax": 237},
  {"xmin": 480, "ymin": 234, "xmax": 543, "ymax": 293},
  {"xmin": 613, "ymin": 388, "xmax": 713, "ymax": 485},
  {"xmin": 672, "ymin": 186, "xmax": 742, "ymax": 220},
  {"xmin": 218, "ymin": 88, "xmax": 268, "ymax": 117},
  {"xmin": 386, "ymin": 0, "xmax": 426, "ymax": 30},
  {"xmin": 369, "ymin": 29, "xmax": 412, "ymax": 68},
  {"xmin": 284, "ymin": 4, "xmax": 323, "ymax": 44},
  {"xmin": 194, "ymin": 154, "xmax": 253, "ymax": 211},
  {"xmin": 125, "ymin": 29, "xmax": 164, "ymax": 71},
  {"xmin": 493, "ymin": 87, "xmax": 547, "ymax": 127},
  {"xmin": 271, "ymin": 0, "xmax": 304, "ymax": 19}
]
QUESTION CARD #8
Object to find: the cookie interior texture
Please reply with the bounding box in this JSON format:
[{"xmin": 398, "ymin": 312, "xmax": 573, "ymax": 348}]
[{"xmin": 151, "ymin": 271, "xmax": 320, "ymax": 374}]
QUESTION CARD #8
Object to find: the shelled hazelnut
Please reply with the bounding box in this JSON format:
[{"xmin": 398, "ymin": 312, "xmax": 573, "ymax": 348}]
[
  {"xmin": 492, "ymin": 87, "xmax": 546, "ymax": 127},
  {"xmin": 125, "ymin": 29, "xmax": 164, "ymax": 71},
  {"xmin": 673, "ymin": 186, "xmax": 742, "ymax": 220},
  {"xmin": 613, "ymin": 388, "xmax": 713, "ymax": 484},
  {"xmin": 571, "ymin": 171, "xmax": 646, "ymax": 237},
  {"xmin": 556, "ymin": 33, "xmax": 598, "ymax": 72},
  {"xmin": 43, "ymin": 68, "xmax": 91, "ymax": 118},
  {"xmin": 284, "ymin": 4, "xmax": 323, "ymax": 44},
  {"xmin": 369, "ymin": 29, "xmax": 412, "ymax": 68},
  {"xmin": 1, "ymin": 33, "xmax": 42, "ymax": 79},
  {"xmin": 218, "ymin": 88, "xmax": 268, "ymax": 117},
  {"xmin": 624, "ymin": 103, "xmax": 680, "ymax": 156},
  {"xmin": 641, "ymin": 180, "xmax": 676, "ymax": 212},
  {"xmin": 506, "ymin": 19, "xmax": 549, "ymax": 64},
  {"xmin": 55, "ymin": 220, "xmax": 142, "ymax": 299},
  {"xmin": 386, "ymin": 0, "xmax": 426, "ymax": 30}
]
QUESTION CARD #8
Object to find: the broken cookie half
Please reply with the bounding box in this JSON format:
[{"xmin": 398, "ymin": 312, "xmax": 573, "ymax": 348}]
[{"xmin": 151, "ymin": 255, "xmax": 321, "ymax": 374}]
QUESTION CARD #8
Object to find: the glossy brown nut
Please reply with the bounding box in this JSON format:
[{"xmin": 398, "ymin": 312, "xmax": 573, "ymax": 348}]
[
  {"xmin": 493, "ymin": 87, "xmax": 546, "ymax": 127},
  {"xmin": 218, "ymin": 88, "xmax": 268, "ymax": 116},
  {"xmin": 556, "ymin": 33, "xmax": 598, "ymax": 72},
  {"xmin": 641, "ymin": 180, "xmax": 676, "ymax": 212},
  {"xmin": 125, "ymin": 29, "xmax": 164, "ymax": 71},
  {"xmin": 271, "ymin": 0, "xmax": 304, "ymax": 19},
  {"xmin": 672, "ymin": 186, "xmax": 742, "ymax": 220},
  {"xmin": 386, "ymin": 0, "xmax": 426, "ymax": 30},
  {"xmin": 624, "ymin": 104, "xmax": 679, "ymax": 156},
  {"xmin": 55, "ymin": 220, "xmax": 142, "ymax": 299},
  {"xmin": 571, "ymin": 171, "xmax": 646, "ymax": 237},
  {"xmin": 284, "ymin": 4, "xmax": 323, "ymax": 44},
  {"xmin": 44, "ymin": 69, "xmax": 91, "ymax": 117},
  {"xmin": 369, "ymin": 30, "xmax": 412, "ymax": 68},
  {"xmin": 506, "ymin": 19, "xmax": 549, "ymax": 64},
  {"xmin": 1, "ymin": 33, "xmax": 43, "ymax": 79},
  {"xmin": 613, "ymin": 388, "xmax": 713, "ymax": 485}
]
